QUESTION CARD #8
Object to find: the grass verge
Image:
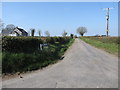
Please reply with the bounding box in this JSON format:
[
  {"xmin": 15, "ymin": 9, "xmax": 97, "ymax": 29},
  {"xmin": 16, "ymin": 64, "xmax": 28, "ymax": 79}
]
[{"xmin": 80, "ymin": 37, "xmax": 119, "ymax": 56}]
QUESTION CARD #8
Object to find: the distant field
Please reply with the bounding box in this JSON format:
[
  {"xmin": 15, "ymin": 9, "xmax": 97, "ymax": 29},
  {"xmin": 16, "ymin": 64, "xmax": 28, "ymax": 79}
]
[{"xmin": 80, "ymin": 36, "xmax": 120, "ymax": 57}]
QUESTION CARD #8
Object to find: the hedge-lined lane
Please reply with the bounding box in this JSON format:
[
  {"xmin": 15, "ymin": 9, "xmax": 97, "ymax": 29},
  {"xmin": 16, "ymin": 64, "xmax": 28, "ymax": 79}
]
[{"xmin": 2, "ymin": 36, "xmax": 74, "ymax": 74}]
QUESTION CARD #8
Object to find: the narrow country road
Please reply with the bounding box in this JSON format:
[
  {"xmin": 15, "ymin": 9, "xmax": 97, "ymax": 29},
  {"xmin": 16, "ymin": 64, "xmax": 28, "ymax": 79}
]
[{"xmin": 2, "ymin": 38, "xmax": 118, "ymax": 88}]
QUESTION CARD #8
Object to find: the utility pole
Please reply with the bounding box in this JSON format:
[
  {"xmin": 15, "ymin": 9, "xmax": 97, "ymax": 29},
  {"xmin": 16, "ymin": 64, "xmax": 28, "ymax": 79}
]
[
  {"xmin": 104, "ymin": 8, "xmax": 113, "ymax": 37},
  {"xmin": 106, "ymin": 8, "xmax": 109, "ymax": 37}
]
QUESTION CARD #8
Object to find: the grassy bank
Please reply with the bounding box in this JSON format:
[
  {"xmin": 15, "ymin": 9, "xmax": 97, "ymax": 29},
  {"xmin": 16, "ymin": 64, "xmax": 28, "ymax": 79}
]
[
  {"xmin": 2, "ymin": 36, "xmax": 74, "ymax": 74},
  {"xmin": 80, "ymin": 36, "xmax": 119, "ymax": 56}
]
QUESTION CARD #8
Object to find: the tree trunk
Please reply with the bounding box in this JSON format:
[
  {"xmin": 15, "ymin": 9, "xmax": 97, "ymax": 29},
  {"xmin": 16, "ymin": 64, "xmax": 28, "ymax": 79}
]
[{"xmin": 81, "ymin": 33, "xmax": 83, "ymax": 36}]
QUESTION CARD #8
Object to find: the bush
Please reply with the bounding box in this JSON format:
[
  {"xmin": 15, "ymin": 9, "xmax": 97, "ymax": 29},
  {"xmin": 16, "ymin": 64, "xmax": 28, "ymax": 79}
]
[
  {"xmin": 2, "ymin": 36, "xmax": 74, "ymax": 74},
  {"xmin": 2, "ymin": 36, "xmax": 71, "ymax": 53},
  {"xmin": 2, "ymin": 36, "xmax": 43, "ymax": 53}
]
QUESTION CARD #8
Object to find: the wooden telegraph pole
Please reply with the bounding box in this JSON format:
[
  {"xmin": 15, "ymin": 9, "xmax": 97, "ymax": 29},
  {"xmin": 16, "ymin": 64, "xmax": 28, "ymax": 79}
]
[
  {"xmin": 106, "ymin": 8, "xmax": 109, "ymax": 37},
  {"xmin": 104, "ymin": 8, "xmax": 113, "ymax": 37}
]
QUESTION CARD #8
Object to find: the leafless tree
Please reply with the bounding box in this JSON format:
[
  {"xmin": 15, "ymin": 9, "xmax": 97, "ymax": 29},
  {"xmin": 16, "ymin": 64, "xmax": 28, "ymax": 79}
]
[
  {"xmin": 62, "ymin": 30, "xmax": 67, "ymax": 37},
  {"xmin": 6, "ymin": 24, "xmax": 15, "ymax": 30},
  {"xmin": 0, "ymin": 19, "xmax": 4, "ymax": 31},
  {"xmin": 27, "ymin": 31, "xmax": 30, "ymax": 36},
  {"xmin": 77, "ymin": 26, "xmax": 87, "ymax": 36},
  {"xmin": 30, "ymin": 28, "xmax": 35, "ymax": 36},
  {"xmin": 2, "ymin": 24, "xmax": 15, "ymax": 35},
  {"xmin": 0, "ymin": 19, "xmax": 4, "ymax": 35},
  {"xmin": 38, "ymin": 30, "xmax": 42, "ymax": 37},
  {"xmin": 45, "ymin": 31, "xmax": 50, "ymax": 37},
  {"xmin": 70, "ymin": 34, "xmax": 74, "ymax": 38}
]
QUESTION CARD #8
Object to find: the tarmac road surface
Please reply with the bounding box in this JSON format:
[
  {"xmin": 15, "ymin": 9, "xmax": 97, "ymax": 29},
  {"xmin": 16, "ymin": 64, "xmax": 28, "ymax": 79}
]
[{"xmin": 2, "ymin": 38, "xmax": 118, "ymax": 88}]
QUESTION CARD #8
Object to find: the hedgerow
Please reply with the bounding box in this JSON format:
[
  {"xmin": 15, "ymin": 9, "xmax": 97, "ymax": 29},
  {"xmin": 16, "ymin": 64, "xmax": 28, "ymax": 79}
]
[
  {"xmin": 2, "ymin": 36, "xmax": 74, "ymax": 74},
  {"xmin": 2, "ymin": 36, "xmax": 71, "ymax": 53}
]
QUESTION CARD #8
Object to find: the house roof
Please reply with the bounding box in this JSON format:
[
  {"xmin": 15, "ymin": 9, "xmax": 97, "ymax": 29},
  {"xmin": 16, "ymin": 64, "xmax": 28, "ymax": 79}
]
[
  {"xmin": 2, "ymin": 26, "xmax": 28, "ymax": 36},
  {"xmin": 15, "ymin": 27, "xmax": 28, "ymax": 34}
]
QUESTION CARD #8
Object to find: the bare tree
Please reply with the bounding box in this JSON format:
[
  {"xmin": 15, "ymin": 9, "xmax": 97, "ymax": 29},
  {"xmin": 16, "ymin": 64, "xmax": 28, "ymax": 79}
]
[
  {"xmin": 38, "ymin": 30, "xmax": 42, "ymax": 37},
  {"xmin": 30, "ymin": 28, "xmax": 35, "ymax": 36},
  {"xmin": 45, "ymin": 31, "xmax": 50, "ymax": 37},
  {"xmin": 62, "ymin": 30, "xmax": 67, "ymax": 37},
  {"xmin": 70, "ymin": 34, "xmax": 74, "ymax": 38},
  {"xmin": 2, "ymin": 24, "xmax": 15, "ymax": 36},
  {"xmin": 6, "ymin": 24, "xmax": 15, "ymax": 30},
  {"xmin": 0, "ymin": 19, "xmax": 4, "ymax": 31},
  {"xmin": 27, "ymin": 31, "xmax": 30, "ymax": 36},
  {"xmin": 76, "ymin": 27, "xmax": 87, "ymax": 36},
  {"xmin": 0, "ymin": 20, "xmax": 4, "ymax": 35}
]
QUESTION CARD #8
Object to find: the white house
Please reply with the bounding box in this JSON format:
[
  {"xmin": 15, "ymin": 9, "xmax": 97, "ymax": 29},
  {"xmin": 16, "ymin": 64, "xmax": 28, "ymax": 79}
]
[{"xmin": 2, "ymin": 27, "xmax": 28, "ymax": 36}]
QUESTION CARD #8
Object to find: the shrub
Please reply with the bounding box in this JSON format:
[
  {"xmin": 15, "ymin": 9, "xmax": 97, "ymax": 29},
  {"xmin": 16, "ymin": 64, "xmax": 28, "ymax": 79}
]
[
  {"xmin": 2, "ymin": 36, "xmax": 71, "ymax": 53},
  {"xmin": 2, "ymin": 36, "xmax": 43, "ymax": 53},
  {"xmin": 2, "ymin": 36, "xmax": 74, "ymax": 74}
]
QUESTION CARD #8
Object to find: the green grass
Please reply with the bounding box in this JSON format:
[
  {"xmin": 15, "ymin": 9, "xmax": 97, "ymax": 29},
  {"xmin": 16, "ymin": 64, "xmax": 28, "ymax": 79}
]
[
  {"xmin": 2, "ymin": 38, "xmax": 74, "ymax": 74},
  {"xmin": 59, "ymin": 38, "xmax": 75, "ymax": 56},
  {"xmin": 0, "ymin": 53, "xmax": 2, "ymax": 76},
  {"xmin": 80, "ymin": 37, "xmax": 119, "ymax": 56}
]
